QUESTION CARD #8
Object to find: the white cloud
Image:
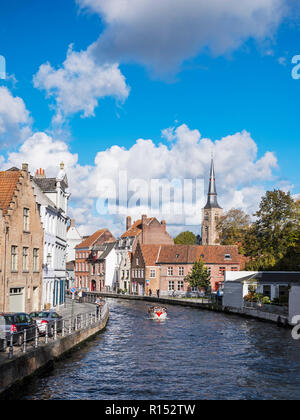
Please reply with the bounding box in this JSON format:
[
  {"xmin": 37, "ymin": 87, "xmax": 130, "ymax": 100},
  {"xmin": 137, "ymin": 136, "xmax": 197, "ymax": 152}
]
[
  {"xmin": 78, "ymin": 0, "xmax": 287, "ymax": 73},
  {"xmin": 33, "ymin": 46, "xmax": 130, "ymax": 124},
  {"xmin": 0, "ymin": 124, "xmax": 281, "ymax": 237},
  {"xmin": 0, "ymin": 86, "xmax": 32, "ymax": 147}
]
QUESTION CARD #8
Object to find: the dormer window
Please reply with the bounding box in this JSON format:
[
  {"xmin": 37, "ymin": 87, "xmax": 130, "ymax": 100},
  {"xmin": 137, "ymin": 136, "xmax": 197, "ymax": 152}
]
[
  {"xmin": 224, "ymin": 254, "xmax": 231, "ymax": 260},
  {"xmin": 175, "ymin": 254, "xmax": 179, "ymax": 259}
]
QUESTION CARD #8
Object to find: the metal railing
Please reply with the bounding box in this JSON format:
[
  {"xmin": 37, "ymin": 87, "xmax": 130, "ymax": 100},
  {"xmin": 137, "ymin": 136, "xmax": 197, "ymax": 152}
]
[{"xmin": 1, "ymin": 302, "xmax": 108, "ymax": 360}]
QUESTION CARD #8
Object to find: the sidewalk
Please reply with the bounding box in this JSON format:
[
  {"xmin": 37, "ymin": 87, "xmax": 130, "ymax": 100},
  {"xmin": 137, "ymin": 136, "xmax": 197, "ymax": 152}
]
[
  {"xmin": 0, "ymin": 298, "xmax": 99, "ymax": 365},
  {"xmin": 57, "ymin": 297, "xmax": 97, "ymax": 318}
]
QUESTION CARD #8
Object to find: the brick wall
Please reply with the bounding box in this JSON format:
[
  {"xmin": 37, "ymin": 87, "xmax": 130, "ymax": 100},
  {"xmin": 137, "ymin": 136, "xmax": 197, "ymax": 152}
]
[{"xmin": 0, "ymin": 170, "xmax": 44, "ymax": 313}]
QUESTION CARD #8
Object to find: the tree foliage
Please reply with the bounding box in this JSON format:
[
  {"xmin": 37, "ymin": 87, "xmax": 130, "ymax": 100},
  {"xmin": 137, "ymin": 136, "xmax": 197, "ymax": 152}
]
[
  {"xmin": 243, "ymin": 190, "xmax": 300, "ymax": 270},
  {"xmin": 185, "ymin": 258, "xmax": 211, "ymax": 290},
  {"xmin": 216, "ymin": 208, "xmax": 251, "ymax": 250},
  {"xmin": 174, "ymin": 231, "xmax": 197, "ymax": 245}
]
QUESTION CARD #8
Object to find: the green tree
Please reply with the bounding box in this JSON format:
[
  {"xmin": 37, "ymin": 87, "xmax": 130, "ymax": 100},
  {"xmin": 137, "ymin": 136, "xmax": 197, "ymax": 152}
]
[
  {"xmin": 174, "ymin": 231, "xmax": 197, "ymax": 245},
  {"xmin": 243, "ymin": 190, "xmax": 300, "ymax": 270},
  {"xmin": 185, "ymin": 259, "xmax": 211, "ymax": 291},
  {"xmin": 216, "ymin": 208, "xmax": 251, "ymax": 250}
]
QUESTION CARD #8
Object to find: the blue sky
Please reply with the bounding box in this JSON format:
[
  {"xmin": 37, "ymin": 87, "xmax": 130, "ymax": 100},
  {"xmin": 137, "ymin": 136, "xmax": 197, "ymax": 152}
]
[{"xmin": 0, "ymin": 0, "xmax": 299, "ymax": 236}]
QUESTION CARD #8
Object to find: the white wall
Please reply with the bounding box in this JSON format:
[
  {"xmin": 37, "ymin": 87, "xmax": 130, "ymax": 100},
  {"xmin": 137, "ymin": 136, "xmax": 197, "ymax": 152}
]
[
  {"xmin": 223, "ymin": 281, "xmax": 244, "ymax": 309},
  {"xmin": 289, "ymin": 285, "xmax": 300, "ymax": 324},
  {"xmin": 105, "ymin": 248, "xmax": 117, "ymax": 289}
]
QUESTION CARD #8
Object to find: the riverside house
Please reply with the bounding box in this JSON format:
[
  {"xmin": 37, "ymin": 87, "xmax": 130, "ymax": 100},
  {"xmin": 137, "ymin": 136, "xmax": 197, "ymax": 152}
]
[
  {"xmin": 115, "ymin": 215, "xmax": 174, "ymax": 293},
  {"xmin": 0, "ymin": 164, "xmax": 44, "ymax": 313},
  {"xmin": 132, "ymin": 243, "xmax": 244, "ymax": 296},
  {"xmin": 75, "ymin": 229, "xmax": 115, "ymax": 291}
]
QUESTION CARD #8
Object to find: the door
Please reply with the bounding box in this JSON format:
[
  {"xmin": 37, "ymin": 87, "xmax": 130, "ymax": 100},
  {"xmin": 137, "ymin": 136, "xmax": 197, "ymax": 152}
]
[{"xmin": 9, "ymin": 288, "xmax": 25, "ymax": 312}]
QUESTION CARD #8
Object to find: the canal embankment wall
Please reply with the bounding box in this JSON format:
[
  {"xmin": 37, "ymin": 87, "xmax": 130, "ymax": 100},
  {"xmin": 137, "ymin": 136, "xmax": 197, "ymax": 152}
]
[
  {"xmin": 90, "ymin": 292, "xmax": 290, "ymax": 327},
  {"xmin": 0, "ymin": 307, "xmax": 109, "ymax": 397}
]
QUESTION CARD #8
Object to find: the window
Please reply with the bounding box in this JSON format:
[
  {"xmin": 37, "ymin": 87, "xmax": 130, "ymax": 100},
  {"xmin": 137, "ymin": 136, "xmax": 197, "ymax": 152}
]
[
  {"xmin": 23, "ymin": 208, "xmax": 30, "ymax": 231},
  {"xmin": 150, "ymin": 269, "xmax": 156, "ymax": 278},
  {"xmin": 136, "ymin": 258, "xmax": 139, "ymax": 266},
  {"xmin": 178, "ymin": 267, "xmax": 184, "ymax": 276},
  {"xmin": 263, "ymin": 285, "xmax": 271, "ymax": 298},
  {"xmin": 33, "ymin": 249, "xmax": 39, "ymax": 272},
  {"xmin": 219, "ymin": 267, "xmax": 226, "ymax": 276},
  {"xmin": 11, "ymin": 246, "xmax": 18, "ymax": 271},
  {"xmin": 224, "ymin": 254, "xmax": 231, "ymax": 260},
  {"xmin": 231, "ymin": 267, "xmax": 238, "ymax": 271},
  {"xmin": 168, "ymin": 281, "xmax": 175, "ymax": 291},
  {"xmin": 178, "ymin": 280, "xmax": 184, "ymax": 291},
  {"xmin": 23, "ymin": 247, "xmax": 29, "ymax": 271},
  {"xmin": 167, "ymin": 267, "xmax": 173, "ymax": 276}
]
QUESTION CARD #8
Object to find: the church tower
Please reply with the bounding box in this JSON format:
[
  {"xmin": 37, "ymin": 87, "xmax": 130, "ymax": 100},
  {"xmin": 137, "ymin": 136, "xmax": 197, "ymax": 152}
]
[{"xmin": 201, "ymin": 158, "xmax": 223, "ymax": 245}]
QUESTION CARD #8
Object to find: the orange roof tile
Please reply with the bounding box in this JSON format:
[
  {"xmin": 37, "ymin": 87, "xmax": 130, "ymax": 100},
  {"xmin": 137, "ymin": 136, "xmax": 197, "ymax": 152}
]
[
  {"xmin": 0, "ymin": 170, "xmax": 21, "ymax": 214},
  {"xmin": 121, "ymin": 217, "xmax": 155, "ymax": 238},
  {"xmin": 157, "ymin": 245, "xmax": 241, "ymax": 264},
  {"xmin": 75, "ymin": 229, "xmax": 108, "ymax": 249},
  {"xmin": 140, "ymin": 245, "xmax": 161, "ymax": 266}
]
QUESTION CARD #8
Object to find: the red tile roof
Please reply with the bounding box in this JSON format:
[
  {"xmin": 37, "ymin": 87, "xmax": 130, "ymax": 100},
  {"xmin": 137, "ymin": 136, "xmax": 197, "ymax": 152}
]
[
  {"xmin": 121, "ymin": 217, "xmax": 155, "ymax": 238},
  {"xmin": 75, "ymin": 229, "xmax": 109, "ymax": 249},
  {"xmin": 140, "ymin": 245, "xmax": 162, "ymax": 266},
  {"xmin": 157, "ymin": 245, "xmax": 242, "ymax": 264},
  {"xmin": 0, "ymin": 170, "xmax": 21, "ymax": 214}
]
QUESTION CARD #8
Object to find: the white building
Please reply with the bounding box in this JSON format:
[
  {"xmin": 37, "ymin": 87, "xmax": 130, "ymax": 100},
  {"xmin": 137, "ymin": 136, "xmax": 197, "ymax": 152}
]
[
  {"xmin": 90, "ymin": 242, "xmax": 118, "ymax": 292},
  {"xmin": 66, "ymin": 219, "xmax": 82, "ymax": 262},
  {"xmin": 32, "ymin": 164, "xmax": 70, "ymax": 309},
  {"xmin": 223, "ymin": 271, "xmax": 300, "ymax": 325}
]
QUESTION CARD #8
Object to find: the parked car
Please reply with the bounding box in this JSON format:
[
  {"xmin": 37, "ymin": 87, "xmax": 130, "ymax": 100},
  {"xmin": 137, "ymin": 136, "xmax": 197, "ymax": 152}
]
[
  {"xmin": 30, "ymin": 311, "xmax": 63, "ymax": 337},
  {"xmin": 0, "ymin": 313, "xmax": 37, "ymax": 350}
]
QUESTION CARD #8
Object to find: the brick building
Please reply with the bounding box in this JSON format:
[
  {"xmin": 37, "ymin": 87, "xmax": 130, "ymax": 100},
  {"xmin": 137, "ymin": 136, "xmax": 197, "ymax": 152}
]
[
  {"xmin": 89, "ymin": 242, "xmax": 117, "ymax": 292},
  {"xmin": 158, "ymin": 245, "xmax": 244, "ymax": 295},
  {"xmin": 75, "ymin": 229, "xmax": 115, "ymax": 291},
  {"xmin": 115, "ymin": 215, "xmax": 174, "ymax": 292},
  {"xmin": 131, "ymin": 243, "xmax": 161, "ymax": 295},
  {"xmin": 0, "ymin": 165, "xmax": 44, "ymax": 313},
  {"xmin": 132, "ymin": 243, "xmax": 245, "ymax": 296}
]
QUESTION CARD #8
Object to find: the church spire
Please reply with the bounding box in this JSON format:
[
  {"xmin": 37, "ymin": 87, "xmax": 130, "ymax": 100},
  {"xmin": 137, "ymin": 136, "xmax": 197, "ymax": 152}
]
[{"xmin": 204, "ymin": 158, "xmax": 222, "ymax": 209}]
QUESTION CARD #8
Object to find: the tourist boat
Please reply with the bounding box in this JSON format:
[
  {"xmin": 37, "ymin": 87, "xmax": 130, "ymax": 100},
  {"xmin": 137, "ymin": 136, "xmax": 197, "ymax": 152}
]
[{"xmin": 148, "ymin": 306, "xmax": 167, "ymax": 320}]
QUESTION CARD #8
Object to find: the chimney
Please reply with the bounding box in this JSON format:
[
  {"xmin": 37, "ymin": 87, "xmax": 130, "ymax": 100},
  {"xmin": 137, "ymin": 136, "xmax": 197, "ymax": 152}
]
[
  {"xmin": 70, "ymin": 219, "xmax": 76, "ymax": 228},
  {"xmin": 141, "ymin": 215, "xmax": 148, "ymax": 244},
  {"xmin": 22, "ymin": 163, "xmax": 28, "ymax": 172},
  {"xmin": 161, "ymin": 220, "xmax": 166, "ymax": 231},
  {"xmin": 126, "ymin": 216, "xmax": 132, "ymax": 231},
  {"xmin": 34, "ymin": 168, "xmax": 46, "ymax": 179}
]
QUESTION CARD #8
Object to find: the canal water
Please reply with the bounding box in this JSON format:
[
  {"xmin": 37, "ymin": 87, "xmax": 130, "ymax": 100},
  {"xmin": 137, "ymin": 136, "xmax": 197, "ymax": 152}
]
[{"xmin": 22, "ymin": 298, "xmax": 300, "ymax": 400}]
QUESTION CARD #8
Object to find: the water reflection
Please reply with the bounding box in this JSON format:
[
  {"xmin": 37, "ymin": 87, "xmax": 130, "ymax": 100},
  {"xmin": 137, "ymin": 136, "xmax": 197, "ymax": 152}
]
[{"xmin": 22, "ymin": 298, "xmax": 300, "ymax": 400}]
